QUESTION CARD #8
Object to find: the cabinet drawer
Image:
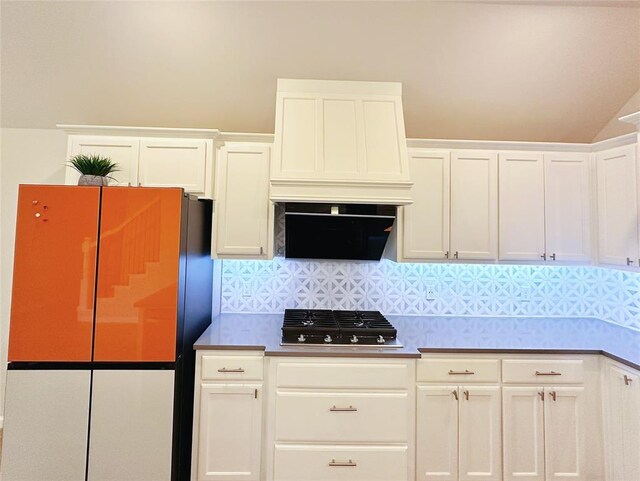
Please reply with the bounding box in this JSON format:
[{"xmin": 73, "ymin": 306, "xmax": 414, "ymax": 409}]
[
  {"xmin": 201, "ymin": 355, "xmax": 263, "ymax": 381},
  {"xmin": 273, "ymin": 444, "xmax": 408, "ymax": 481},
  {"xmin": 275, "ymin": 391, "xmax": 408, "ymax": 443},
  {"xmin": 417, "ymin": 358, "xmax": 500, "ymax": 383},
  {"xmin": 502, "ymin": 359, "xmax": 583, "ymax": 384},
  {"xmin": 276, "ymin": 361, "xmax": 409, "ymax": 389}
]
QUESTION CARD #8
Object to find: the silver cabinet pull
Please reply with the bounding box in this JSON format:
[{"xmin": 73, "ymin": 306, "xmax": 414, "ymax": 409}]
[
  {"xmin": 538, "ymin": 391, "xmax": 545, "ymax": 401},
  {"xmin": 454, "ymin": 251, "xmax": 459, "ymax": 259},
  {"xmin": 463, "ymin": 390, "xmax": 470, "ymax": 401},
  {"xmin": 445, "ymin": 251, "xmax": 449, "ymax": 259},
  {"xmin": 540, "ymin": 253, "xmax": 547, "ymax": 260},
  {"xmin": 329, "ymin": 459, "xmax": 357, "ymax": 467},
  {"xmin": 448, "ymin": 369, "xmax": 475, "ymax": 375},
  {"xmin": 452, "ymin": 390, "xmax": 459, "ymax": 401},
  {"xmin": 330, "ymin": 405, "xmax": 357, "ymax": 412},
  {"xmin": 549, "ymin": 391, "xmax": 557, "ymax": 401},
  {"xmin": 550, "ymin": 253, "xmax": 556, "ymax": 261},
  {"xmin": 535, "ymin": 370, "xmax": 561, "ymax": 376},
  {"xmin": 217, "ymin": 367, "xmax": 245, "ymax": 373},
  {"xmin": 627, "ymin": 257, "xmax": 634, "ymax": 266},
  {"xmin": 624, "ymin": 375, "xmax": 633, "ymax": 386}
]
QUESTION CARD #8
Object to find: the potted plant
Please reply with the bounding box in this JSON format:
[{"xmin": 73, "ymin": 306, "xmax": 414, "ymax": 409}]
[{"xmin": 68, "ymin": 154, "xmax": 119, "ymax": 186}]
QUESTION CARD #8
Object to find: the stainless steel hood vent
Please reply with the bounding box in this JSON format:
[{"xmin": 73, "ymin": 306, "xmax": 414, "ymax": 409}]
[
  {"xmin": 284, "ymin": 203, "xmax": 396, "ymax": 261},
  {"xmin": 271, "ymin": 79, "xmax": 413, "ymax": 205}
]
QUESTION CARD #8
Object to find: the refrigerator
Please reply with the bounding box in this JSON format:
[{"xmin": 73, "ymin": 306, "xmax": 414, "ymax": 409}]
[{"xmin": 1, "ymin": 185, "xmax": 213, "ymax": 481}]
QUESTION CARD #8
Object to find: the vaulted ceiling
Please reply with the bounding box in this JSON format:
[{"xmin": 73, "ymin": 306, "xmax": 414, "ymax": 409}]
[{"xmin": 1, "ymin": 1, "xmax": 639, "ymax": 142}]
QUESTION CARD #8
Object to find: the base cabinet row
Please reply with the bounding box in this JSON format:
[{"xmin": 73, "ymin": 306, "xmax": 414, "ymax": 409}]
[{"xmin": 192, "ymin": 353, "xmax": 639, "ymax": 481}]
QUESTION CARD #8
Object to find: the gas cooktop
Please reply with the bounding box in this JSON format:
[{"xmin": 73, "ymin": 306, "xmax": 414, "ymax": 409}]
[{"xmin": 281, "ymin": 309, "xmax": 402, "ymax": 348}]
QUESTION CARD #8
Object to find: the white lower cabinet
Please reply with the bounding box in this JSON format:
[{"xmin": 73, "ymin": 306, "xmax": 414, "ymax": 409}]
[
  {"xmin": 416, "ymin": 385, "xmax": 502, "ymax": 481},
  {"xmin": 503, "ymin": 386, "xmax": 586, "ymax": 481},
  {"xmin": 603, "ymin": 361, "xmax": 640, "ymax": 481},
  {"xmin": 192, "ymin": 352, "xmax": 265, "ymax": 481}
]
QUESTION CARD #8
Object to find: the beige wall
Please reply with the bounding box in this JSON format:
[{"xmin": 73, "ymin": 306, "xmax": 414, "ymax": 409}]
[
  {"xmin": 593, "ymin": 88, "xmax": 640, "ymax": 142},
  {"xmin": 0, "ymin": 128, "xmax": 67, "ymax": 422}
]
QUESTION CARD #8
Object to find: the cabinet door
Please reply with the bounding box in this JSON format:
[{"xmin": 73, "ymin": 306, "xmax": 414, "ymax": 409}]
[
  {"xmin": 459, "ymin": 386, "xmax": 502, "ymax": 481},
  {"xmin": 138, "ymin": 138, "xmax": 210, "ymax": 196},
  {"xmin": 197, "ymin": 384, "xmax": 262, "ymax": 481},
  {"xmin": 606, "ymin": 364, "xmax": 640, "ymax": 481},
  {"xmin": 214, "ymin": 144, "xmax": 271, "ymax": 258},
  {"xmin": 403, "ymin": 150, "xmax": 450, "ymax": 260},
  {"xmin": 88, "ymin": 370, "xmax": 174, "ymax": 481},
  {"xmin": 544, "ymin": 153, "xmax": 592, "ymax": 262},
  {"xmin": 416, "ymin": 386, "xmax": 459, "ymax": 481},
  {"xmin": 0, "ymin": 370, "xmax": 91, "ymax": 481},
  {"xmin": 67, "ymin": 135, "xmax": 139, "ymax": 186},
  {"xmin": 450, "ymin": 151, "xmax": 498, "ymax": 260},
  {"xmin": 544, "ymin": 387, "xmax": 586, "ymax": 481},
  {"xmin": 502, "ymin": 387, "xmax": 545, "ymax": 481},
  {"xmin": 498, "ymin": 152, "xmax": 545, "ymax": 261},
  {"xmin": 596, "ymin": 145, "xmax": 638, "ymax": 266}
]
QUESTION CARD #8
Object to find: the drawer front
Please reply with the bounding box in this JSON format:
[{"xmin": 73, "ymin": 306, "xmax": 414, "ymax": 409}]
[
  {"xmin": 275, "ymin": 391, "xmax": 409, "ymax": 443},
  {"xmin": 273, "ymin": 444, "xmax": 408, "ymax": 481},
  {"xmin": 502, "ymin": 359, "xmax": 584, "ymax": 384},
  {"xmin": 201, "ymin": 355, "xmax": 263, "ymax": 381},
  {"xmin": 417, "ymin": 358, "xmax": 500, "ymax": 383},
  {"xmin": 276, "ymin": 361, "xmax": 410, "ymax": 389}
]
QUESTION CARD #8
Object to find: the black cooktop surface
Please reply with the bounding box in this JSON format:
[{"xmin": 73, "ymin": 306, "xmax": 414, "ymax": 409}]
[{"xmin": 282, "ymin": 309, "xmax": 399, "ymax": 346}]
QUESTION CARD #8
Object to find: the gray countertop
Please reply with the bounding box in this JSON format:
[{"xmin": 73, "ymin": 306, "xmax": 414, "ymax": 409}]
[{"xmin": 194, "ymin": 314, "xmax": 640, "ymax": 369}]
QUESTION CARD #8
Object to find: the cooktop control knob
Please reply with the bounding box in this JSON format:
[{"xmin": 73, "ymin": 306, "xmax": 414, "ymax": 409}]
[
  {"xmin": 297, "ymin": 334, "xmax": 306, "ymax": 343},
  {"xmin": 324, "ymin": 335, "xmax": 332, "ymax": 343},
  {"xmin": 377, "ymin": 335, "xmax": 385, "ymax": 344},
  {"xmin": 350, "ymin": 335, "xmax": 359, "ymax": 344}
]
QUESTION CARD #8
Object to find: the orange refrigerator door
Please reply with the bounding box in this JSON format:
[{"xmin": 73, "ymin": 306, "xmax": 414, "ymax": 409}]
[
  {"xmin": 8, "ymin": 185, "xmax": 100, "ymax": 362},
  {"xmin": 93, "ymin": 187, "xmax": 183, "ymax": 362}
]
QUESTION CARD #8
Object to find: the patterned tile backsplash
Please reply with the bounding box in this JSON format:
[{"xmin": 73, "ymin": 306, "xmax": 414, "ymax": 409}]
[{"xmin": 220, "ymin": 258, "xmax": 640, "ymax": 332}]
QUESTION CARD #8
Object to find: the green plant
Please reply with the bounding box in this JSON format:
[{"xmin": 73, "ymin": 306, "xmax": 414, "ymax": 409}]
[{"xmin": 68, "ymin": 154, "xmax": 119, "ymax": 177}]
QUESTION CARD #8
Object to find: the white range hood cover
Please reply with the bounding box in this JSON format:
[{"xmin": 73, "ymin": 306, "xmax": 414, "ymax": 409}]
[{"xmin": 270, "ymin": 79, "xmax": 413, "ymax": 205}]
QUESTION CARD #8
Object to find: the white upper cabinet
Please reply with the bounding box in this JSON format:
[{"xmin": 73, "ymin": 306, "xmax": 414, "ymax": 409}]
[
  {"xmin": 138, "ymin": 138, "xmax": 211, "ymax": 196},
  {"xmin": 450, "ymin": 151, "xmax": 498, "ymax": 260},
  {"xmin": 66, "ymin": 135, "xmax": 140, "ymax": 187},
  {"xmin": 271, "ymin": 79, "xmax": 412, "ymax": 204},
  {"xmin": 63, "ymin": 128, "xmax": 216, "ymax": 198},
  {"xmin": 402, "ymin": 150, "xmax": 451, "ymax": 261},
  {"xmin": 596, "ymin": 145, "xmax": 638, "ymax": 266},
  {"xmin": 544, "ymin": 153, "xmax": 591, "ymax": 262},
  {"xmin": 499, "ymin": 152, "xmax": 546, "ymax": 261},
  {"xmin": 214, "ymin": 143, "xmax": 272, "ymax": 259}
]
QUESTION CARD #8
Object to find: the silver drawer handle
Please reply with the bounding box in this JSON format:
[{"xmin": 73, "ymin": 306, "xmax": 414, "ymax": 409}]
[
  {"xmin": 217, "ymin": 367, "xmax": 245, "ymax": 373},
  {"xmin": 448, "ymin": 369, "xmax": 475, "ymax": 375},
  {"xmin": 329, "ymin": 459, "xmax": 357, "ymax": 467},
  {"xmin": 329, "ymin": 405, "xmax": 357, "ymax": 412},
  {"xmin": 535, "ymin": 370, "xmax": 562, "ymax": 376}
]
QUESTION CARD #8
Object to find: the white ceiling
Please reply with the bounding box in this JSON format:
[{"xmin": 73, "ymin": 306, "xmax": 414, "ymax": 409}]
[{"xmin": 1, "ymin": 1, "xmax": 639, "ymax": 142}]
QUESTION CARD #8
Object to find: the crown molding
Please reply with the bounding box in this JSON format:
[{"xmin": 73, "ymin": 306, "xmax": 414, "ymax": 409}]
[
  {"xmin": 406, "ymin": 137, "xmax": 593, "ymax": 153},
  {"xmin": 57, "ymin": 124, "xmax": 221, "ymax": 139},
  {"xmin": 591, "ymin": 132, "xmax": 638, "ymax": 152},
  {"xmin": 218, "ymin": 132, "xmax": 275, "ymax": 144},
  {"xmin": 620, "ymin": 111, "xmax": 640, "ymax": 127}
]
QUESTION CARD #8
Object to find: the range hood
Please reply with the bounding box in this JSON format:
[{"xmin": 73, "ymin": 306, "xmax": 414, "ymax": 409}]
[
  {"xmin": 284, "ymin": 203, "xmax": 396, "ymax": 261},
  {"xmin": 270, "ymin": 79, "xmax": 413, "ymax": 205}
]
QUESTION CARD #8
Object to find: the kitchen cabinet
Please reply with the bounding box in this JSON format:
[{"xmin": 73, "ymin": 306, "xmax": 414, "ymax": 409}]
[
  {"xmin": 192, "ymin": 352, "xmax": 265, "ymax": 481},
  {"xmin": 266, "ymin": 357, "xmax": 414, "ymax": 481},
  {"xmin": 450, "ymin": 151, "xmax": 498, "ymax": 260},
  {"xmin": 64, "ymin": 132, "xmax": 214, "ymax": 197},
  {"xmin": 402, "ymin": 150, "xmax": 450, "ymax": 260},
  {"xmin": 499, "ymin": 152, "xmax": 591, "ymax": 262},
  {"xmin": 603, "ymin": 361, "xmax": 640, "ymax": 481},
  {"xmin": 400, "ymin": 149, "xmax": 497, "ymax": 262},
  {"xmin": 416, "ymin": 357, "xmax": 502, "ymax": 481},
  {"xmin": 596, "ymin": 145, "xmax": 638, "ymax": 266},
  {"xmin": 213, "ymin": 143, "xmax": 273, "ymax": 259},
  {"xmin": 499, "ymin": 152, "xmax": 546, "ymax": 261}
]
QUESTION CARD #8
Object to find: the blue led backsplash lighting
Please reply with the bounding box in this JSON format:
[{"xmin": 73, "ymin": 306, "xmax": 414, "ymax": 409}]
[{"xmin": 220, "ymin": 258, "xmax": 640, "ymax": 332}]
